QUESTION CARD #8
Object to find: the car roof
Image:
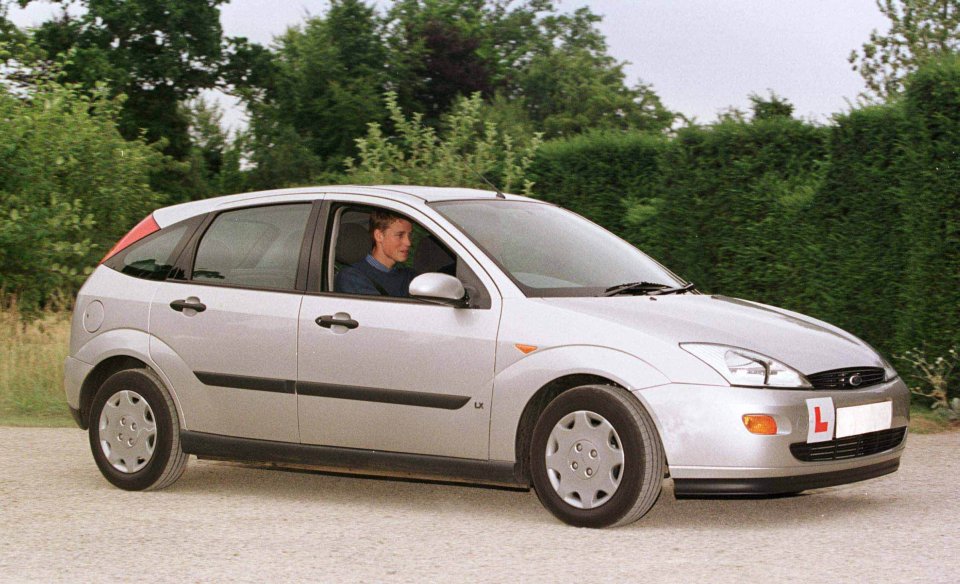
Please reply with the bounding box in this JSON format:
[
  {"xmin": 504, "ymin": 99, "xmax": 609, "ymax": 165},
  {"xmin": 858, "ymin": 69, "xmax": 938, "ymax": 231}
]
[{"xmin": 152, "ymin": 185, "xmax": 537, "ymax": 227}]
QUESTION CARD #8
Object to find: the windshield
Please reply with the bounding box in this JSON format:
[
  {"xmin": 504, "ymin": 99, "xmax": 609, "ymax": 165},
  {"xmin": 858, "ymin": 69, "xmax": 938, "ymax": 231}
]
[{"xmin": 432, "ymin": 200, "xmax": 686, "ymax": 297}]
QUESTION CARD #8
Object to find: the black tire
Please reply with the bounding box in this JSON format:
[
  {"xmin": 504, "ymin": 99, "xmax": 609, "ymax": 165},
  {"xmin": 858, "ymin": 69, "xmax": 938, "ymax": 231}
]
[
  {"xmin": 530, "ymin": 385, "xmax": 664, "ymax": 528},
  {"xmin": 88, "ymin": 368, "xmax": 188, "ymax": 491}
]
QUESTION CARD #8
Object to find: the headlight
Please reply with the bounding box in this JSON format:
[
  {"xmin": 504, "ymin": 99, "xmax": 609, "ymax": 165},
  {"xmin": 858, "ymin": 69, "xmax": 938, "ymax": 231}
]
[
  {"xmin": 680, "ymin": 343, "xmax": 812, "ymax": 388},
  {"xmin": 880, "ymin": 357, "xmax": 898, "ymax": 381},
  {"xmin": 859, "ymin": 339, "xmax": 899, "ymax": 381}
]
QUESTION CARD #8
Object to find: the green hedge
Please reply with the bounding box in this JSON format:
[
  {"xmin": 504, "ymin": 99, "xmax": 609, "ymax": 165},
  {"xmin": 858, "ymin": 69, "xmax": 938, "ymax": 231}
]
[
  {"xmin": 638, "ymin": 117, "xmax": 827, "ymax": 305},
  {"xmin": 896, "ymin": 57, "xmax": 960, "ymax": 359},
  {"xmin": 803, "ymin": 105, "xmax": 908, "ymax": 357},
  {"xmin": 528, "ymin": 131, "xmax": 664, "ymax": 235}
]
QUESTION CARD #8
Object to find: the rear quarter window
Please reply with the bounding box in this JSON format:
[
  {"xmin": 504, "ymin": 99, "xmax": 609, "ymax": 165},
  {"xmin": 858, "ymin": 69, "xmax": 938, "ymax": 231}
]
[{"xmin": 111, "ymin": 224, "xmax": 190, "ymax": 281}]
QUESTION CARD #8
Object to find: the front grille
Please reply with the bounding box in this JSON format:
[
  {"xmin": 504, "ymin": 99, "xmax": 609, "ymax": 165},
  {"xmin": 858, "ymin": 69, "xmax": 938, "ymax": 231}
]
[
  {"xmin": 806, "ymin": 367, "xmax": 885, "ymax": 390},
  {"xmin": 790, "ymin": 427, "xmax": 906, "ymax": 462}
]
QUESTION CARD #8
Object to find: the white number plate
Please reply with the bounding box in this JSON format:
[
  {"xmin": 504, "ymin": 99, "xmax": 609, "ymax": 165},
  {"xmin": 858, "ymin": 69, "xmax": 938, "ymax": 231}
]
[{"xmin": 835, "ymin": 401, "xmax": 892, "ymax": 439}]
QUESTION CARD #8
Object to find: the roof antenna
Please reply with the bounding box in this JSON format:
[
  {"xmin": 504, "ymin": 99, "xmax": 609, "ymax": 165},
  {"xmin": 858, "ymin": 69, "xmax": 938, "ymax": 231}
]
[{"xmin": 461, "ymin": 153, "xmax": 506, "ymax": 199}]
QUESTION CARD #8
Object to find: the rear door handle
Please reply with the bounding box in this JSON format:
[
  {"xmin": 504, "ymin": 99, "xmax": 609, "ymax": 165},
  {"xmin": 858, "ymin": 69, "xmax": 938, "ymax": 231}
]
[
  {"xmin": 316, "ymin": 315, "xmax": 359, "ymax": 330},
  {"xmin": 170, "ymin": 299, "xmax": 207, "ymax": 313}
]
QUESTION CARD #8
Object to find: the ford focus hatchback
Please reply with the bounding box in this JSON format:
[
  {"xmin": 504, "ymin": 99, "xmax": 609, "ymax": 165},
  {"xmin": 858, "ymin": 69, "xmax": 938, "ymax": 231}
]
[{"xmin": 65, "ymin": 186, "xmax": 909, "ymax": 527}]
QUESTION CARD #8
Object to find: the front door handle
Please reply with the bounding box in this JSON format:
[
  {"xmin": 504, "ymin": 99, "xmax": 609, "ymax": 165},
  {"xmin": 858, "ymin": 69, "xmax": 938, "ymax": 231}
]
[
  {"xmin": 316, "ymin": 315, "xmax": 359, "ymax": 330},
  {"xmin": 170, "ymin": 299, "xmax": 207, "ymax": 313}
]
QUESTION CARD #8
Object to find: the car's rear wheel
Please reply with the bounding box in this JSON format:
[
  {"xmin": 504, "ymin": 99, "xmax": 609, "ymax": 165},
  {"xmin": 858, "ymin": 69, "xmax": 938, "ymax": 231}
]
[
  {"xmin": 88, "ymin": 368, "xmax": 188, "ymax": 491},
  {"xmin": 530, "ymin": 385, "xmax": 664, "ymax": 528}
]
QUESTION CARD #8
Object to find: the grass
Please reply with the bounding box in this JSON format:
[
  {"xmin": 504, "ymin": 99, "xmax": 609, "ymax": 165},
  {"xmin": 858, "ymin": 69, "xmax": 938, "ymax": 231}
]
[
  {"xmin": 1, "ymin": 305, "xmax": 958, "ymax": 434},
  {"xmin": 0, "ymin": 304, "xmax": 74, "ymax": 427},
  {"xmin": 908, "ymin": 403, "xmax": 960, "ymax": 434}
]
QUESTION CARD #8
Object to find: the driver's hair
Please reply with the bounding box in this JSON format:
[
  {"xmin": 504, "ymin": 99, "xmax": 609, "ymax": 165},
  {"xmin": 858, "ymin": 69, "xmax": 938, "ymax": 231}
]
[{"xmin": 369, "ymin": 209, "xmax": 408, "ymax": 246}]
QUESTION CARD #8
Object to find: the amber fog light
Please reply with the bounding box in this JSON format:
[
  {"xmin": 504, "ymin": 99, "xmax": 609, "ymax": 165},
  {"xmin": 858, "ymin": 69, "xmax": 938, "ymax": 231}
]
[{"xmin": 742, "ymin": 414, "xmax": 778, "ymax": 435}]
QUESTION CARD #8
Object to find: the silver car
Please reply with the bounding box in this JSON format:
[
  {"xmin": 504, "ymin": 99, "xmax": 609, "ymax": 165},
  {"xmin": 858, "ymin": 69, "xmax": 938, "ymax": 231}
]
[{"xmin": 65, "ymin": 186, "xmax": 909, "ymax": 528}]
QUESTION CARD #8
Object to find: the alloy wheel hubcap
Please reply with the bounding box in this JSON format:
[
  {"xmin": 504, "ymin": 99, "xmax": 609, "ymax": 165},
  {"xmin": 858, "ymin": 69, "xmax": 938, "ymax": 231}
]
[
  {"xmin": 98, "ymin": 390, "xmax": 157, "ymax": 473},
  {"xmin": 545, "ymin": 410, "xmax": 624, "ymax": 509}
]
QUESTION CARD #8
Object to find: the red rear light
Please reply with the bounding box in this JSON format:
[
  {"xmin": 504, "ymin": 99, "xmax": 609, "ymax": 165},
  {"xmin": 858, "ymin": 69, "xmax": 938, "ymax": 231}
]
[{"xmin": 100, "ymin": 214, "xmax": 161, "ymax": 263}]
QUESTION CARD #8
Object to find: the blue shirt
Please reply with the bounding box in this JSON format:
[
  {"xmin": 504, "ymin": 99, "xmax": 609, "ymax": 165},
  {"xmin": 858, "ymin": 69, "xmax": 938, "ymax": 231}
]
[{"xmin": 334, "ymin": 255, "xmax": 417, "ymax": 297}]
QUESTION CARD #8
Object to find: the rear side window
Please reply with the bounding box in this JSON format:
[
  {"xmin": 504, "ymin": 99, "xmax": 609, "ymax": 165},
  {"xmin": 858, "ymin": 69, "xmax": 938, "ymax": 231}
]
[
  {"xmin": 192, "ymin": 204, "xmax": 311, "ymax": 290},
  {"xmin": 119, "ymin": 224, "xmax": 189, "ymax": 281}
]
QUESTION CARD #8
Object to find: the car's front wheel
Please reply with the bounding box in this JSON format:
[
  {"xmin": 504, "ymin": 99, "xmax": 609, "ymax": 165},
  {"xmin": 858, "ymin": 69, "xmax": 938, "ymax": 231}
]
[
  {"xmin": 530, "ymin": 385, "xmax": 664, "ymax": 528},
  {"xmin": 88, "ymin": 368, "xmax": 188, "ymax": 491}
]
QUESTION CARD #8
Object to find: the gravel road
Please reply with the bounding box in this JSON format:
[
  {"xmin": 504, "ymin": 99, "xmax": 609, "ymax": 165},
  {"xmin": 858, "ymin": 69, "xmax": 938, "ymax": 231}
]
[{"xmin": 0, "ymin": 427, "xmax": 956, "ymax": 583}]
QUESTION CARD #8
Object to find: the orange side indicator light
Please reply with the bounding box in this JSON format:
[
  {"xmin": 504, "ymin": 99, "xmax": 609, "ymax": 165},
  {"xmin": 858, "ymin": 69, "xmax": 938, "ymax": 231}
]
[
  {"xmin": 515, "ymin": 344, "xmax": 538, "ymax": 355},
  {"xmin": 742, "ymin": 414, "xmax": 778, "ymax": 435}
]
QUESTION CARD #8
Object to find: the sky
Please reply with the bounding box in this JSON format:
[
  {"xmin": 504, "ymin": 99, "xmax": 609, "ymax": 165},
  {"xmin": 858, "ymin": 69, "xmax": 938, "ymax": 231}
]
[{"xmin": 7, "ymin": 0, "xmax": 891, "ymax": 127}]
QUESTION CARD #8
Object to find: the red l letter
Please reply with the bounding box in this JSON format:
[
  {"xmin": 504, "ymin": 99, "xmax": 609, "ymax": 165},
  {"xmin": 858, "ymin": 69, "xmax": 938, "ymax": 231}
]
[{"xmin": 814, "ymin": 407, "xmax": 828, "ymax": 433}]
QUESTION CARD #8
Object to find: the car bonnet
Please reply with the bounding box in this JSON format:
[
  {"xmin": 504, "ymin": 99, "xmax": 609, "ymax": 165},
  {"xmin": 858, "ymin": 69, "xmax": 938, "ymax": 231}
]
[{"xmin": 538, "ymin": 294, "xmax": 884, "ymax": 375}]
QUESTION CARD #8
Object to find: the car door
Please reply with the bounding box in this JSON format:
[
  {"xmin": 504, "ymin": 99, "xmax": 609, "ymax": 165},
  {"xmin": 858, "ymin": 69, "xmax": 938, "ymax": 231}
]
[
  {"xmin": 296, "ymin": 197, "xmax": 501, "ymax": 460},
  {"xmin": 149, "ymin": 202, "xmax": 318, "ymax": 442}
]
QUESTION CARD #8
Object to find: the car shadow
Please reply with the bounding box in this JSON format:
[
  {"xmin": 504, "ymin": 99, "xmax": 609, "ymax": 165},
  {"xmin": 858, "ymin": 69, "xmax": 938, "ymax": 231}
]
[
  {"xmin": 637, "ymin": 479, "xmax": 898, "ymax": 529},
  {"xmin": 161, "ymin": 459, "xmax": 898, "ymax": 529},
  {"xmin": 166, "ymin": 458, "xmax": 548, "ymax": 524}
]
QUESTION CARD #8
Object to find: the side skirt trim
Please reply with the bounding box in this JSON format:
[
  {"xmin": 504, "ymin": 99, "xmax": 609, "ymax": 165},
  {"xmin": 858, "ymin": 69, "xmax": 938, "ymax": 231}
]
[
  {"xmin": 195, "ymin": 372, "xmax": 294, "ymax": 394},
  {"xmin": 193, "ymin": 372, "xmax": 469, "ymax": 410},
  {"xmin": 180, "ymin": 431, "xmax": 526, "ymax": 488},
  {"xmin": 296, "ymin": 381, "xmax": 470, "ymax": 410}
]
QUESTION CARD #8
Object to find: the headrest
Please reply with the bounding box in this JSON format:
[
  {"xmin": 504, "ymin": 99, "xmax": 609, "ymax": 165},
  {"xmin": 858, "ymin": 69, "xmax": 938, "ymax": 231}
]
[
  {"xmin": 194, "ymin": 238, "xmax": 236, "ymax": 275},
  {"xmin": 336, "ymin": 222, "xmax": 371, "ymax": 265},
  {"xmin": 414, "ymin": 235, "xmax": 456, "ymax": 275}
]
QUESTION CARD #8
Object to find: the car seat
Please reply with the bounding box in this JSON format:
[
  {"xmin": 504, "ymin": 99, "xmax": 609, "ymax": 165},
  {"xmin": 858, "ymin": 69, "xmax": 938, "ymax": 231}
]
[
  {"xmin": 413, "ymin": 235, "xmax": 456, "ymax": 276},
  {"xmin": 336, "ymin": 222, "xmax": 371, "ymax": 266}
]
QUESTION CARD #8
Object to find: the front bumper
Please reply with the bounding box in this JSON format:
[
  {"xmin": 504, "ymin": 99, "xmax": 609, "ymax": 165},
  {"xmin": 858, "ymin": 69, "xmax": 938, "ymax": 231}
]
[
  {"xmin": 636, "ymin": 377, "xmax": 909, "ymax": 493},
  {"xmin": 673, "ymin": 458, "xmax": 900, "ymax": 497}
]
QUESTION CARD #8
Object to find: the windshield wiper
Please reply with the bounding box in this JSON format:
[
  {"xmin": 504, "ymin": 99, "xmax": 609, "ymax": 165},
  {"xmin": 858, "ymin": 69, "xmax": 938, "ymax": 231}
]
[
  {"xmin": 650, "ymin": 282, "xmax": 696, "ymax": 295},
  {"xmin": 603, "ymin": 281, "xmax": 670, "ymax": 296},
  {"xmin": 602, "ymin": 281, "xmax": 696, "ymax": 297}
]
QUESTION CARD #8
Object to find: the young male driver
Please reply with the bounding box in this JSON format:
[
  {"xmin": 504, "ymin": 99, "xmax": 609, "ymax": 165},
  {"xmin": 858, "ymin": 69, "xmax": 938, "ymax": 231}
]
[{"xmin": 334, "ymin": 210, "xmax": 418, "ymax": 297}]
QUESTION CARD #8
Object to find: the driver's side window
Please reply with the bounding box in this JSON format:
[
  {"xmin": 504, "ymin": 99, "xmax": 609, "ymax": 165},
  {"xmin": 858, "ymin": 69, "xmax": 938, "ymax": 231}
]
[
  {"xmin": 325, "ymin": 204, "xmax": 490, "ymax": 308},
  {"xmin": 328, "ymin": 205, "xmax": 455, "ymax": 296}
]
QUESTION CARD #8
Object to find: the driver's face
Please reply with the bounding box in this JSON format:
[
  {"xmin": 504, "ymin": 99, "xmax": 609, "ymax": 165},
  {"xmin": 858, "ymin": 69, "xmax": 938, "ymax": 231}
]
[{"xmin": 374, "ymin": 219, "xmax": 413, "ymax": 268}]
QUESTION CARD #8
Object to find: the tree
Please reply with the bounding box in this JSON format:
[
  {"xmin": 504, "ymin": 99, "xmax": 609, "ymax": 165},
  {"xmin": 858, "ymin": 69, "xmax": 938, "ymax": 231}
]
[
  {"xmin": 238, "ymin": 0, "xmax": 672, "ymax": 185},
  {"xmin": 240, "ymin": 109, "xmax": 325, "ymax": 191},
  {"xmin": 749, "ymin": 91, "xmax": 795, "ymax": 120},
  {"xmin": 849, "ymin": 0, "xmax": 960, "ymax": 98},
  {"xmin": 519, "ymin": 44, "xmax": 673, "ymax": 137},
  {"xmin": 345, "ymin": 91, "xmax": 541, "ymax": 194},
  {"xmin": 1, "ymin": 4, "xmax": 25, "ymax": 48},
  {"xmin": 1, "ymin": 4, "xmax": 48, "ymax": 93},
  {"xmin": 384, "ymin": 0, "xmax": 499, "ymax": 121},
  {"xmin": 383, "ymin": 1, "xmax": 673, "ymax": 136},
  {"xmin": 182, "ymin": 97, "xmax": 248, "ymax": 197},
  {"xmin": 25, "ymin": 0, "xmax": 229, "ymax": 160},
  {"xmin": 248, "ymin": 0, "xmax": 388, "ymax": 173},
  {"xmin": 186, "ymin": 98, "xmax": 227, "ymax": 182},
  {"xmin": 515, "ymin": 6, "xmax": 673, "ymax": 137},
  {"xmin": 0, "ymin": 70, "xmax": 163, "ymax": 312}
]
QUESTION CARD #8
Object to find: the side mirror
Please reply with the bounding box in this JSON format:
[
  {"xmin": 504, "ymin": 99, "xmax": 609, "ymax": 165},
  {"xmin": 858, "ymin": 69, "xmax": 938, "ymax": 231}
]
[{"xmin": 409, "ymin": 273, "xmax": 468, "ymax": 308}]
